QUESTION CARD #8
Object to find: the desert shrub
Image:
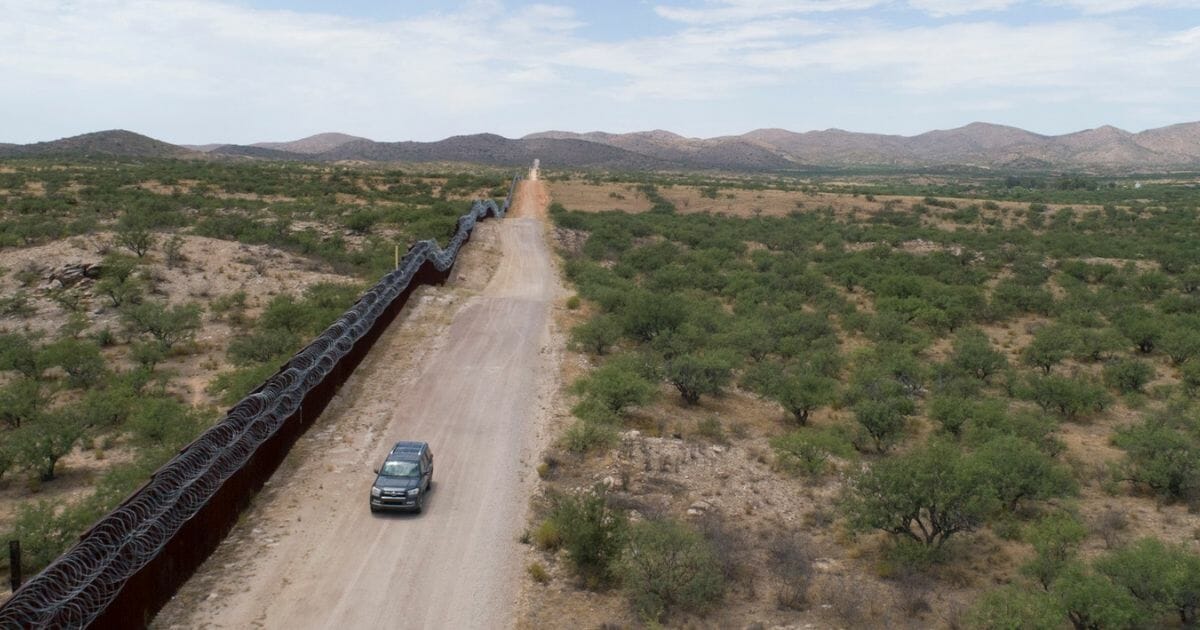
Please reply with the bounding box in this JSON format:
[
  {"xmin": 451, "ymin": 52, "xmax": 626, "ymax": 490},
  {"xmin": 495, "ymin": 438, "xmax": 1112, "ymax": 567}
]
[
  {"xmin": 163, "ymin": 234, "xmax": 186, "ymax": 267},
  {"xmin": 1184, "ymin": 360, "xmax": 1200, "ymax": 397},
  {"xmin": 928, "ymin": 395, "xmax": 1006, "ymax": 438},
  {"xmin": 10, "ymin": 500, "xmax": 102, "ymax": 573},
  {"xmin": 94, "ymin": 253, "xmax": 145, "ymax": 307},
  {"xmin": 1053, "ymin": 562, "xmax": 1144, "ymax": 629},
  {"xmin": 121, "ymin": 300, "xmax": 202, "ymax": 351},
  {"xmin": 0, "ymin": 377, "xmax": 45, "ymax": 430},
  {"xmin": 562, "ymin": 420, "xmax": 617, "ymax": 454},
  {"xmin": 1021, "ymin": 512, "xmax": 1088, "ymax": 590},
  {"xmin": 1113, "ymin": 415, "xmax": 1200, "ymax": 500},
  {"xmin": 1114, "ymin": 308, "xmax": 1165, "ymax": 353},
  {"xmin": 127, "ymin": 395, "xmax": 204, "ymax": 448},
  {"xmin": 767, "ymin": 531, "xmax": 814, "ymax": 610},
  {"xmin": 974, "ymin": 435, "xmax": 1077, "ymax": 510},
  {"xmin": 1161, "ymin": 327, "xmax": 1200, "ymax": 366},
  {"xmin": 950, "ymin": 327, "xmax": 1007, "ymax": 381},
  {"xmin": 570, "ymin": 314, "xmax": 622, "ymax": 355},
  {"xmin": 532, "ymin": 519, "xmax": 563, "ymax": 551},
  {"xmin": 570, "ymin": 354, "xmax": 656, "ymax": 415},
  {"xmin": 620, "ymin": 519, "xmax": 724, "ymax": 622},
  {"xmin": 620, "ymin": 291, "xmax": 687, "ymax": 342},
  {"xmin": 750, "ymin": 363, "xmax": 837, "ymax": 425},
  {"xmin": 209, "ymin": 290, "xmax": 248, "ymax": 324},
  {"xmin": 694, "ymin": 416, "xmax": 726, "ymax": 444},
  {"xmin": 967, "ymin": 585, "xmax": 1064, "ymax": 630},
  {"xmin": 844, "ymin": 439, "xmax": 997, "ymax": 548},
  {"xmin": 664, "ymin": 352, "xmax": 734, "ymax": 405},
  {"xmin": 0, "ymin": 332, "xmax": 46, "ymax": 379},
  {"xmin": 771, "ymin": 427, "xmax": 855, "ymax": 476},
  {"xmin": 527, "ymin": 562, "xmax": 550, "ymax": 584},
  {"xmin": 1102, "ymin": 357, "xmax": 1155, "ymax": 394},
  {"xmin": 129, "ymin": 340, "xmax": 167, "ymax": 369},
  {"xmin": 1021, "ymin": 324, "xmax": 1077, "ymax": 373},
  {"xmin": 228, "ymin": 328, "xmax": 299, "ymax": 365},
  {"xmin": 0, "ymin": 291, "xmax": 35, "ymax": 317},
  {"xmin": 13, "ymin": 407, "xmax": 87, "ymax": 481},
  {"xmin": 1020, "ymin": 373, "xmax": 1109, "ymax": 421},
  {"xmin": 40, "ymin": 337, "xmax": 106, "ymax": 388},
  {"xmin": 1094, "ymin": 537, "xmax": 1200, "ymax": 625},
  {"xmin": 851, "ymin": 395, "xmax": 914, "ymax": 453},
  {"xmin": 547, "ymin": 487, "xmax": 627, "ymax": 587},
  {"xmin": 208, "ymin": 362, "xmax": 280, "ymax": 406},
  {"xmin": 0, "ymin": 443, "xmax": 15, "ymax": 482},
  {"xmin": 115, "ymin": 210, "xmax": 156, "ymax": 257},
  {"xmin": 991, "ymin": 279, "xmax": 1056, "ymax": 318}
]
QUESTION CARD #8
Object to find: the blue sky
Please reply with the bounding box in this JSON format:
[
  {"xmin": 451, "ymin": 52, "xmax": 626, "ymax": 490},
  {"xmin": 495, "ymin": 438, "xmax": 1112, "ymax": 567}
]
[{"xmin": 1, "ymin": 0, "xmax": 1198, "ymax": 144}]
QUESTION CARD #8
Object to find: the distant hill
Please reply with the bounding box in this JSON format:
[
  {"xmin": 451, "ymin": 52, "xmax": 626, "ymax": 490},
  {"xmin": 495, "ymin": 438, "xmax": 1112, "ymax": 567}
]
[
  {"xmin": 252, "ymin": 132, "xmax": 367, "ymax": 155},
  {"xmin": 0, "ymin": 130, "xmax": 197, "ymax": 159},
  {"xmin": 534, "ymin": 121, "xmax": 1200, "ymax": 171},
  {"xmin": 4, "ymin": 122, "xmax": 1200, "ymax": 172}
]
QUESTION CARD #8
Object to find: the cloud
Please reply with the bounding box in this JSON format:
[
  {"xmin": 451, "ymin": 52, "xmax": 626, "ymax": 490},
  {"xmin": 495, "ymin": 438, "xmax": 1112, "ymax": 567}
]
[
  {"xmin": 1051, "ymin": 0, "xmax": 1200, "ymax": 13},
  {"xmin": 654, "ymin": 0, "xmax": 883, "ymax": 24},
  {"xmin": 0, "ymin": 0, "xmax": 1196, "ymax": 141},
  {"xmin": 908, "ymin": 0, "xmax": 1021, "ymax": 16}
]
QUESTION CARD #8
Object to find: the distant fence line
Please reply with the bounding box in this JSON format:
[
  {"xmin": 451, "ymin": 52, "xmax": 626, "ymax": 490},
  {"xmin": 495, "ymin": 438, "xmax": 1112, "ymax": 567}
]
[{"xmin": 0, "ymin": 176, "xmax": 522, "ymax": 629}]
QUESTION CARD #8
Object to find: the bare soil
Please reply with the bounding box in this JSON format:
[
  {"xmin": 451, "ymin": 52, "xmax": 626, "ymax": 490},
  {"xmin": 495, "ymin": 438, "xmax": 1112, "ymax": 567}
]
[
  {"xmin": 546, "ymin": 180, "xmax": 1099, "ymax": 223},
  {"xmin": 152, "ymin": 181, "xmax": 567, "ymax": 629}
]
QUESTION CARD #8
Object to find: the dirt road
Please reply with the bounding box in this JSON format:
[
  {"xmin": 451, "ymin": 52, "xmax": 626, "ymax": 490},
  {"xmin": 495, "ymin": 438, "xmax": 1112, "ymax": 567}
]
[{"xmin": 154, "ymin": 181, "xmax": 560, "ymax": 629}]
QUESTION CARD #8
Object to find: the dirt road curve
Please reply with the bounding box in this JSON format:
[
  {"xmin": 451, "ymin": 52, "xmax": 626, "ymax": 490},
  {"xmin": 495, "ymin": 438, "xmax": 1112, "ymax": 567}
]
[{"xmin": 154, "ymin": 181, "xmax": 559, "ymax": 629}]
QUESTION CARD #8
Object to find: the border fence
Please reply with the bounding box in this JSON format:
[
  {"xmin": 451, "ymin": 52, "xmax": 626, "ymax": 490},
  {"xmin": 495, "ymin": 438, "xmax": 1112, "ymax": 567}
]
[{"xmin": 0, "ymin": 176, "xmax": 522, "ymax": 629}]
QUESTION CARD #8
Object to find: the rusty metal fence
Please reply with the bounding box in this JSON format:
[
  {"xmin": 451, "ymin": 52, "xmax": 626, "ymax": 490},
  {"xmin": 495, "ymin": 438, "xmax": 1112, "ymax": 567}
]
[{"xmin": 0, "ymin": 176, "xmax": 522, "ymax": 629}]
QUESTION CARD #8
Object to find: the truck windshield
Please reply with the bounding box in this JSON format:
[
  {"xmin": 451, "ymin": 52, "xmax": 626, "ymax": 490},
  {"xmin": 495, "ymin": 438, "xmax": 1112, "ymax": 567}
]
[{"xmin": 380, "ymin": 460, "xmax": 420, "ymax": 477}]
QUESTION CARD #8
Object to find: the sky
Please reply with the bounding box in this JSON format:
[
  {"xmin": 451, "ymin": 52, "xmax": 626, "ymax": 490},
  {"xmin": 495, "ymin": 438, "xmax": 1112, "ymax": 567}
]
[{"xmin": 1, "ymin": 0, "xmax": 1198, "ymax": 144}]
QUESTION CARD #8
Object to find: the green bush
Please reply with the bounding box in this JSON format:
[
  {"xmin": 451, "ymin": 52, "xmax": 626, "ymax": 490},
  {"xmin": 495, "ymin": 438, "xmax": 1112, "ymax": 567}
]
[
  {"xmin": 40, "ymin": 337, "xmax": 106, "ymax": 388},
  {"xmin": 562, "ymin": 419, "xmax": 617, "ymax": 454},
  {"xmin": 844, "ymin": 439, "xmax": 997, "ymax": 548},
  {"xmin": 208, "ymin": 363, "xmax": 280, "ymax": 406},
  {"xmin": 1021, "ymin": 512, "xmax": 1088, "ymax": 590},
  {"xmin": 974, "ymin": 435, "xmax": 1077, "ymax": 510},
  {"xmin": 11, "ymin": 500, "xmax": 101, "ymax": 573},
  {"xmin": 664, "ymin": 352, "xmax": 733, "ymax": 405},
  {"xmin": 950, "ymin": 327, "xmax": 1007, "ymax": 381},
  {"xmin": 1021, "ymin": 373, "xmax": 1109, "ymax": 421},
  {"xmin": 1113, "ymin": 415, "xmax": 1200, "ymax": 500},
  {"xmin": 1094, "ymin": 537, "xmax": 1200, "ymax": 625},
  {"xmin": 13, "ymin": 407, "xmax": 87, "ymax": 480},
  {"xmin": 570, "ymin": 314, "xmax": 622, "ymax": 355},
  {"xmin": 532, "ymin": 518, "xmax": 563, "ymax": 551},
  {"xmin": 570, "ymin": 354, "xmax": 656, "ymax": 415},
  {"xmin": 968, "ymin": 585, "xmax": 1063, "ymax": 630},
  {"xmin": 1102, "ymin": 357, "xmax": 1155, "ymax": 394},
  {"xmin": 547, "ymin": 487, "xmax": 627, "ymax": 587},
  {"xmin": 928, "ymin": 395, "xmax": 1006, "ymax": 438},
  {"xmin": 127, "ymin": 395, "xmax": 203, "ymax": 448},
  {"xmin": 121, "ymin": 300, "xmax": 202, "ymax": 351},
  {"xmin": 851, "ymin": 395, "xmax": 913, "ymax": 453},
  {"xmin": 771, "ymin": 427, "xmax": 855, "ymax": 476},
  {"xmin": 620, "ymin": 519, "xmax": 724, "ymax": 622}
]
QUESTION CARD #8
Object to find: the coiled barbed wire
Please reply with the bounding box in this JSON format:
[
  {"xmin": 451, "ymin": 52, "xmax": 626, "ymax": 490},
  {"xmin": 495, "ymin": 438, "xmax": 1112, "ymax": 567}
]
[{"xmin": 0, "ymin": 176, "xmax": 521, "ymax": 629}]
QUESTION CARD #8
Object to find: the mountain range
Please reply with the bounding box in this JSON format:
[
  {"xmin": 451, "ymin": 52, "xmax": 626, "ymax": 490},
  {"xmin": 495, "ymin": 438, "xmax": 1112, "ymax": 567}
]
[{"xmin": 4, "ymin": 121, "xmax": 1200, "ymax": 173}]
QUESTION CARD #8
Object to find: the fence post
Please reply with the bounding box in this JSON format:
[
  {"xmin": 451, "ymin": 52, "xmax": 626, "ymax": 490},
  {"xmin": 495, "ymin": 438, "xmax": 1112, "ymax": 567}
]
[{"xmin": 8, "ymin": 540, "xmax": 19, "ymax": 591}]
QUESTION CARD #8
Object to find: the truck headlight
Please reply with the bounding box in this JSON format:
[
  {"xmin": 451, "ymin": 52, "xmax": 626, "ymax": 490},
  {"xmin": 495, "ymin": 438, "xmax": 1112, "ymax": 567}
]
[
  {"xmin": 371, "ymin": 486, "xmax": 382, "ymax": 497},
  {"xmin": 407, "ymin": 488, "xmax": 420, "ymax": 496}
]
